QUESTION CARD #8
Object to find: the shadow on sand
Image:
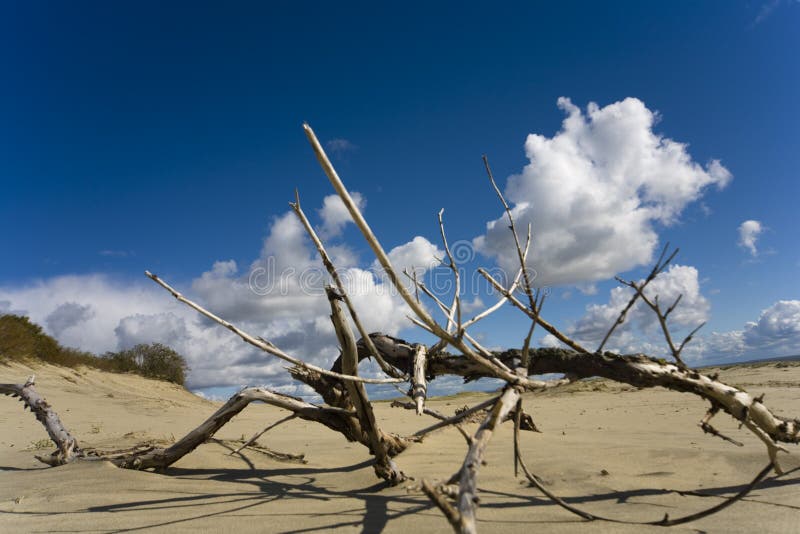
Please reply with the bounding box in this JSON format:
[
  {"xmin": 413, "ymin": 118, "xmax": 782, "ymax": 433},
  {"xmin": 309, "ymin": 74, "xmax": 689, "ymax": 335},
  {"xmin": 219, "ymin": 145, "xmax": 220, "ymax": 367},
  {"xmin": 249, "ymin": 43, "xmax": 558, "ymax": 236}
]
[{"xmin": 3, "ymin": 461, "xmax": 799, "ymax": 533}]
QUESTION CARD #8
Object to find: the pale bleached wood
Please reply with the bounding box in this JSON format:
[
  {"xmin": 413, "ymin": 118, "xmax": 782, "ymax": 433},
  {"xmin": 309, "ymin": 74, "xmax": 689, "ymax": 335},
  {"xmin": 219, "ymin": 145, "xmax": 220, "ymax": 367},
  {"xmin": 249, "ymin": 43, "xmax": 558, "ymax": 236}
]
[
  {"xmin": 411, "ymin": 344, "xmax": 428, "ymax": 415},
  {"xmin": 230, "ymin": 414, "xmax": 297, "ymax": 456},
  {"xmin": 110, "ymin": 386, "xmax": 359, "ymax": 470},
  {"xmin": 457, "ymin": 387, "xmax": 521, "ymax": 534},
  {"xmin": 362, "ymin": 334, "xmax": 800, "ymax": 449},
  {"xmin": 145, "ymin": 271, "xmax": 403, "ymax": 385},
  {"xmin": 303, "ymin": 124, "xmax": 525, "ymax": 387},
  {"xmin": 0, "ymin": 377, "xmax": 80, "ymax": 465},
  {"xmin": 327, "ymin": 287, "xmax": 406, "ymax": 483},
  {"xmin": 422, "ymin": 479, "xmax": 462, "ymax": 531},
  {"xmin": 290, "ymin": 192, "xmax": 405, "ymax": 379},
  {"xmin": 479, "ymin": 267, "xmax": 590, "ymax": 354},
  {"xmin": 437, "ymin": 208, "xmax": 462, "ymax": 333}
]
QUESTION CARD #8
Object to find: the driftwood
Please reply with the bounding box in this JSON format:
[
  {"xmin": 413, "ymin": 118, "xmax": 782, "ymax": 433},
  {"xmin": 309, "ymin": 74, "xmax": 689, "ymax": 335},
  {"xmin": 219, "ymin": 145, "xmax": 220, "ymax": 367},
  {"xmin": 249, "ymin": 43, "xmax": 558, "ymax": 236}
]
[
  {"xmin": 0, "ymin": 376, "xmax": 80, "ymax": 466},
  {"xmin": 4, "ymin": 122, "xmax": 799, "ymax": 532}
]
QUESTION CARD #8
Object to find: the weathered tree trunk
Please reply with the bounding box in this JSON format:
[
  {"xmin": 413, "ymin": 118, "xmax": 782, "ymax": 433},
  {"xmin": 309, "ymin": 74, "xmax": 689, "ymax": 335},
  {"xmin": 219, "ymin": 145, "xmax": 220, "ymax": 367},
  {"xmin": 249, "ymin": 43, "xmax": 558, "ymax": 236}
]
[
  {"xmin": 0, "ymin": 376, "xmax": 80, "ymax": 465},
  {"xmin": 362, "ymin": 334, "xmax": 800, "ymax": 447}
]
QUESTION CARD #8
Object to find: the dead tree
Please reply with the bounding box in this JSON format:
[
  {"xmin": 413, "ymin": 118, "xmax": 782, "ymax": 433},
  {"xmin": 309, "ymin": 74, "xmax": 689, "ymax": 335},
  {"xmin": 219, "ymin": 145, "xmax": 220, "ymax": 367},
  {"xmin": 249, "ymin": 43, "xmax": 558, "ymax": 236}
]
[{"xmin": 3, "ymin": 123, "xmax": 799, "ymax": 533}]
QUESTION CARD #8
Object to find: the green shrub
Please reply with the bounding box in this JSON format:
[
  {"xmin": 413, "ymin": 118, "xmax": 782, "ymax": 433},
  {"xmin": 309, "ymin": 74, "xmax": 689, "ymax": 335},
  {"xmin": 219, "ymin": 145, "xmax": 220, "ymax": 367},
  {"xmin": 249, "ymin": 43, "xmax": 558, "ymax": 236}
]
[
  {"xmin": 0, "ymin": 314, "xmax": 189, "ymax": 386},
  {"xmin": 103, "ymin": 343, "xmax": 189, "ymax": 385},
  {"xmin": 0, "ymin": 314, "xmax": 61, "ymax": 363}
]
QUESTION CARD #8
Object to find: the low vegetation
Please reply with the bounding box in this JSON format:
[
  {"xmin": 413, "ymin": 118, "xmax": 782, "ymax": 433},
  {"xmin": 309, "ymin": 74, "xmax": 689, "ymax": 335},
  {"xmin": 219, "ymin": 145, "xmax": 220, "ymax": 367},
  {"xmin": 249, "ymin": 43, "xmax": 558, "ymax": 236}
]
[{"xmin": 0, "ymin": 314, "xmax": 189, "ymax": 385}]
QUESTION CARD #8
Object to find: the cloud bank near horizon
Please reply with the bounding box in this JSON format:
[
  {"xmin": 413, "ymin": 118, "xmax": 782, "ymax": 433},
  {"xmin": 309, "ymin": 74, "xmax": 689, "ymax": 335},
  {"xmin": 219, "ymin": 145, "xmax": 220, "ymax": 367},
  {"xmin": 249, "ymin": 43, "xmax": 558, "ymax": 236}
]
[
  {"xmin": 0, "ymin": 194, "xmax": 444, "ymax": 393},
  {"xmin": 2, "ymin": 98, "xmax": 797, "ymax": 392}
]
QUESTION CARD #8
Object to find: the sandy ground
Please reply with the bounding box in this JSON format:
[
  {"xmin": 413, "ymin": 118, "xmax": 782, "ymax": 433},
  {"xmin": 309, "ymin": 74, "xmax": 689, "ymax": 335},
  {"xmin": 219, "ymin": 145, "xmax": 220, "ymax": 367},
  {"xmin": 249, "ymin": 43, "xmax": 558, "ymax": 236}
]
[{"xmin": 1, "ymin": 360, "xmax": 798, "ymax": 533}]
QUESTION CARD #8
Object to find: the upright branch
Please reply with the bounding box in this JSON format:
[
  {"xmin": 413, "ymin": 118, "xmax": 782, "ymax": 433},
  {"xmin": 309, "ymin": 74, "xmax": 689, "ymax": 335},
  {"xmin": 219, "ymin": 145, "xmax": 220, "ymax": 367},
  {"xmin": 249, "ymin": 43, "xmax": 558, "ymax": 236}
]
[
  {"xmin": 596, "ymin": 243, "xmax": 678, "ymax": 353},
  {"xmin": 616, "ymin": 271, "xmax": 705, "ymax": 370},
  {"xmin": 326, "ymin": 286, "xmax": 406, "ymax": 483},
  {"xmin": 457, "ymin": 387, "xmax": 521, "ymax": 534},
  {"xmin": 460, "ymin": 225, "xmax": 530, "ymax": 331},
  {"xmin": 482, "ymin": 155, "xmax": 537, "ymax": 314},
  {"xmin": 303, "ymin": 123, "xmax": 545, "ymax": 390},
  {"xmin": 479, "ymin": 268, "xmax": 589, "ymax": 354},
  {"xmin": 437, "ymin": 208, "xmax": 462, "ymax": 334},
  {"xmin": 411, "ymin": 344, "xmax": 428, "ymax": 415},
  {"xmin": 290, "ymin": 190, "xmax": 405, "ymax": 379},
  {"xmin": 145, "ymin": 271, "xmax": 403, "ymax": 385}
]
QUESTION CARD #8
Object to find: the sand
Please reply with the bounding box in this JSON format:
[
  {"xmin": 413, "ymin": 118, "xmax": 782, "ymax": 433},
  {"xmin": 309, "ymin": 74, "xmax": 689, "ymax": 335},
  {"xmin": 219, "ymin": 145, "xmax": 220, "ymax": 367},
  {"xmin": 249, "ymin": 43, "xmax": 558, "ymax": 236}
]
[{"xmin": 1, "ymin": 360, "xmax": 798, "ymax": 533}]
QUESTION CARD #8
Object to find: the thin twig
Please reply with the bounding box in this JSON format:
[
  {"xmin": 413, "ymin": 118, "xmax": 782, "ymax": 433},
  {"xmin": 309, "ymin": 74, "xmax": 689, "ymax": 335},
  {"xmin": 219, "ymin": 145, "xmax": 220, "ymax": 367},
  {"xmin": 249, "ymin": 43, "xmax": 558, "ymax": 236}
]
[
  {"xmin": 230, "ymin": 414, "xmax": 297, "ymax": 455},
  {"xmin": 461, "ymin": 227, "xmax": 531, "ymax": 330},
  {"xmin": 145, "ymin": 271, "xmax": 403, "ymax": 384},
  {"xmin": 699, "ymin": 406, "xmax": 743, "ymax": 447},
  {"xmin": 437, "ymin": 208, "xmax": 462, "ymax": 334},
  {"xmin": 290, "ymin": 191, "xmax": 405, "ymax": 379},
  {"xmin": 413, "ymin": 395, "xmax": 501, "ymax": 439},
  {"xmin": 304, "ymin": 123, "xmax": 519, "ymax": 384},
  {"xmin": 479, "ymin": 268, "xmax": 589, "ymax": 354},
  {"xmin": 483, "ymin": 155, "xmax": 537, "ymax": 312},
  {"xmin": 596, "ymin": 243, "xmax": 678, "ymax": 353}
]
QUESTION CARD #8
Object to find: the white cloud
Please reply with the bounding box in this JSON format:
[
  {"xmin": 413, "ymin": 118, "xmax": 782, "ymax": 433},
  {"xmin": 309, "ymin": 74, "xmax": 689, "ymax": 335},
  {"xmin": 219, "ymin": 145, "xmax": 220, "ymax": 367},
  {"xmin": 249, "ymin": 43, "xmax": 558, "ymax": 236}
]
[
  {"xmin": 738, "ymin": 219, "xmax": 763, "ymax": 256},
  {"xmin": 45, "ymin": 302, "xmax": 95, "ymax": 336},
  {"xmin": 474, "ymin": 97, "xmax": 732, "ymax": 287},
  {"xmin": 374, "ymin": 235, "xmax": 443, "ymax": 278},
  {"xmin": 558, "ymin": 264, "xmax": 710, "ymax": 356},
  {"xmin": 0, "ymin": 198, "xmax": 442, "ymax": 393},
  {"xmin": 0, "ymin": 274, "xmax": 181, "ymax": 355},
  {"xmin": 318, "ymin": 192, "xmax": 365, "ymax": 238},
  {"xmin": 702, "ymin": 300, "xmax": 800, "ymax": 361}
]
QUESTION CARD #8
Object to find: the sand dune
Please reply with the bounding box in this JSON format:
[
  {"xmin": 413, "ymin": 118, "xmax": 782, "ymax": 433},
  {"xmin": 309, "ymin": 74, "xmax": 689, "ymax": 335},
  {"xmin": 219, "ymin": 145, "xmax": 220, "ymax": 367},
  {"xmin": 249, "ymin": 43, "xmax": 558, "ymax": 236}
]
[{"xmin": 1, "ymin": 360, "xmax": 798, "ymax": 533}]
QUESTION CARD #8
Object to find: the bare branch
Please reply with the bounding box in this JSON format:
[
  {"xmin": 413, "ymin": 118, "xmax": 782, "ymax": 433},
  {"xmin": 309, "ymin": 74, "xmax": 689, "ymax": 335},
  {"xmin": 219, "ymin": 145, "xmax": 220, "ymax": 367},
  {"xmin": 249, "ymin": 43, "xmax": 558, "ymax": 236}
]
[
  {"xmin": 304, "ymin": 123, "xmax": 439, "ymax": 332},
  {"xmin": 403, "ymin": 269, "xmax": 452, "ymax": 318},
  {"xmin": 145, "ymin": 271, "xmax": 403, "ymax": 384},
  {"xmin": 327, "ymin": 286, "xmax": 406, "ymax": 483},
  {"xmin": 413, "ymin": 395, "xmax": 501, "ymax": 439},
  {"xmin": 0, "ymin": 379, "xmax": 80, "ymax": 465},
  {"xmin": 421, "ymin": 479, "xmax": 462, "ymax": 530},
  {"xmin": 457, "ymin": 387, "xmax": 520, "ymax": 534},
  {"xmin": 230, "ymin": 414, "xmax": 297, "ymax": 456},
  {"xmin": 437, "ymin": 208, "xmax": 462, "ymax": 333},
  {"xmin": 596, "ymin": 243, "xmax": 678, "ymax": 353},
  {"xmin": 290, "ymin": 191, "xmax": 405, "ymax": 379},
  {"xmin": 304, "ymin": 124, "xmax": 520, "ymax": 385},
  {"xmin": 411, "ymin": 344, "xmax": 428, "ymax": 415},
  {"xmin": 699, "ymin": 405, "xmax": 743, "ymax": 447},
  {"xmin": 483, "ymin": 155, "xmax": 537, "ymax": 312},
  {"xmin": 461, "ymin": 226, "xmax": 530, "ymax": 330},
  {"xmin": 620, "ymin": 276, "xmax": 702, "ymax": 369},
  {"xmin": 479, "ymin": 268, "xmax": 590, "ymax": 354}
]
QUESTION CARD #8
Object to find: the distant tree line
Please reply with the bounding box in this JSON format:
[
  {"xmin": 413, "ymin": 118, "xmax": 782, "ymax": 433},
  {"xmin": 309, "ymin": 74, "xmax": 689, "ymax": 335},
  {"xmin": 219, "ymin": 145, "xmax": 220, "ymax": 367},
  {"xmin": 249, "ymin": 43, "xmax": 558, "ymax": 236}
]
[{"xmin": 0, "ymin": 314, "xmax": 188, "ymax": 386}]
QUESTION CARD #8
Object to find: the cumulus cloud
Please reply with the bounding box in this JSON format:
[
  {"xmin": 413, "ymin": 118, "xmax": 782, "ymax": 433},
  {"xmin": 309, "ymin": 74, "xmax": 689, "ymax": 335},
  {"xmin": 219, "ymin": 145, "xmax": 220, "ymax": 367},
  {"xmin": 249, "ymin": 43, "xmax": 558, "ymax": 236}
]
[
  {"xmin": 0, "ymin": 196, "xmax": 447, "ymax": 395},
  {"xmin": 318, "ymin": 192, "xmax": 365, "ymax": 238},
  {"xmin": 568, "ymin": 295, "xmax": 800, "ymax": 364},
  {"xmin": 548, "ymin": 264, "xmax": 710, "ymax": 356},
  {"xmin": 375, "ymin": 236, "xmax": 442, "ymax": 278},
  {"xmin": 45, "ymin": 302, "xmax": 95, "ymax": 337},
  {"xmin": 474, "ymin": 97, "xmax": 732, "ymax": 287},
  {"xmin": 702, "ymin": 300, "xmax": 800, "ymax": 361},
  {"xmin": 115, "ymin": 312, "xmax": 189, "ymax": 349},
  {"xmin": 738, "ymin": 219, "xmax": 763, "ymax": 256}
]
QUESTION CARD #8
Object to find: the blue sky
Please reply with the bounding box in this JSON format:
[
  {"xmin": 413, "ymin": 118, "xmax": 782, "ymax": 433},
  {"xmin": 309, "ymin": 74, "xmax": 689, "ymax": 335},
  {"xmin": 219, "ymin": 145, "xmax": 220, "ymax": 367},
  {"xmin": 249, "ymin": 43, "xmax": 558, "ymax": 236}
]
[{"xmin": 1, "ymin": 1, "xmax": 798, "ymax": 397}]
